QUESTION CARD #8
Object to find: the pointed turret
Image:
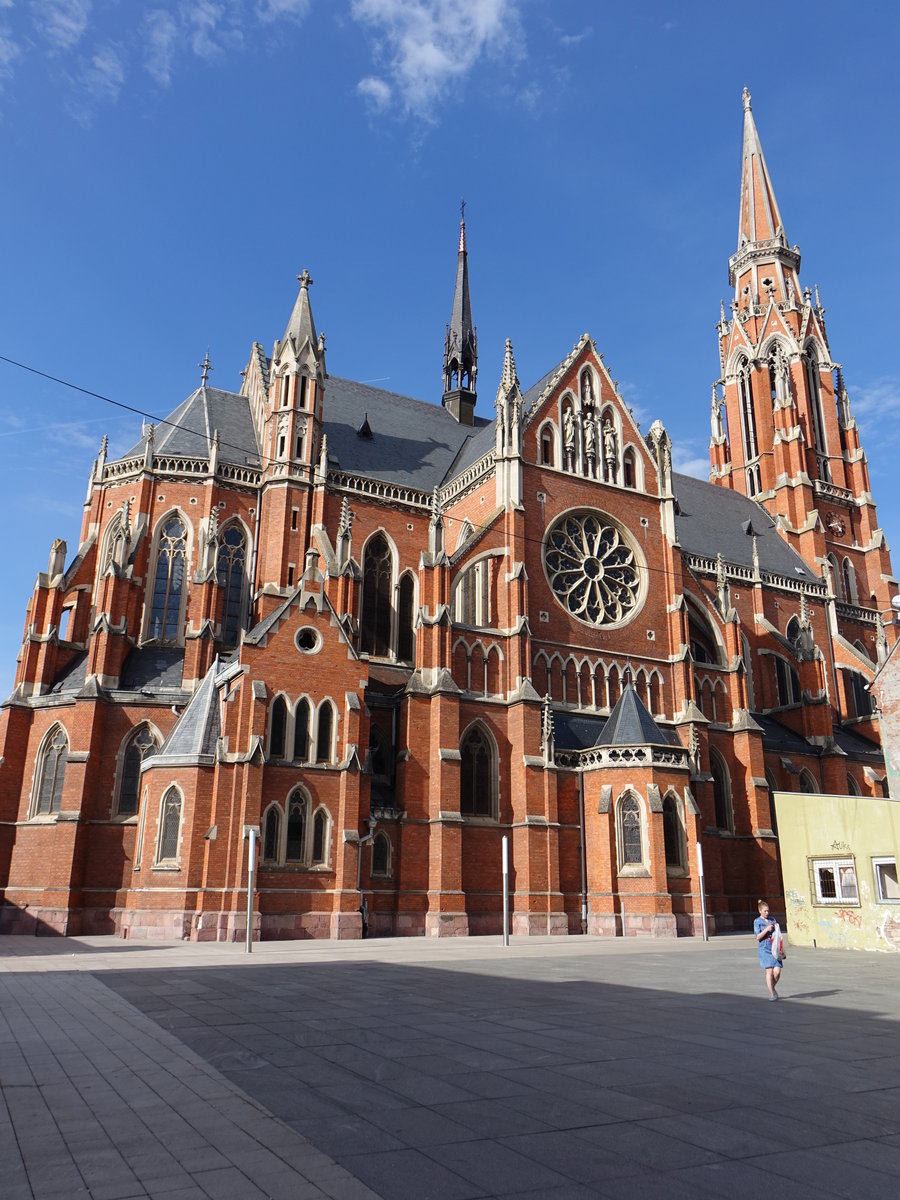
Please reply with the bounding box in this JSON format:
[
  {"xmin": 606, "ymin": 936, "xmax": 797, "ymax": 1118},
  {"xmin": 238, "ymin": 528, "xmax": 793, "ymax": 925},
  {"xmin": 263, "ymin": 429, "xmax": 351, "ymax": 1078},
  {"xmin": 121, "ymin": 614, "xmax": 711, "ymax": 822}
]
[
  {"xmin": 282, "ymin": 268, "xmax": 318, "ymax": 353},
  {"xmin": 729, "ymin": 89, "xmax": 801, "ymax": 310},
  {"xmin": 442, "ymin": 206, "xmax": 478, "ymax": 425}
]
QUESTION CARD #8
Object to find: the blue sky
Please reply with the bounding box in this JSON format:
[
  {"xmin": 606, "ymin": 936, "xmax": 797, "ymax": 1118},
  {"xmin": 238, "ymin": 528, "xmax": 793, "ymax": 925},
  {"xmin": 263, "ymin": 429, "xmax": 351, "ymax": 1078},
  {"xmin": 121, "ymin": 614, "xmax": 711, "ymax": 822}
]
[{"xmin": 1, "ymin": 1, "xmax": 899, "ymax": 697}]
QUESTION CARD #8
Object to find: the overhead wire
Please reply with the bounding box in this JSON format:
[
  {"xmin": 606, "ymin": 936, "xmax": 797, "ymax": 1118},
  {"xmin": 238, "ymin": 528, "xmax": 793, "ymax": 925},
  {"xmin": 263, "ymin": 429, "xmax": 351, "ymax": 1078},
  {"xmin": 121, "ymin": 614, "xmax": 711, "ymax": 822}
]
[{"xmin": 0, "ymin": 352, "xmax": 815, "ymax": 591}]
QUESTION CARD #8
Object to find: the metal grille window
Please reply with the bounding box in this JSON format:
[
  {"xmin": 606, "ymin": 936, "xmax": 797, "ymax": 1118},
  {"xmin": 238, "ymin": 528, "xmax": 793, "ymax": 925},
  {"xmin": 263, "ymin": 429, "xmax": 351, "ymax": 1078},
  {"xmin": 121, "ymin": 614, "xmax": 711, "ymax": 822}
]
[
  {"xmin": 35, "ymin": 726, "xmax": 68, "ymax": 815},
  {"xmin": 149, "ymin": 517, "xmax": 187, "ymax": 642},
  {"xmin": 157, "ymin": 789, "xmax": 181, "ymax": 862},
  {"xmin": 118, "ymin": 727, "xmax": 159, "ymax": 816},
  {"xmin": 811, "ymin": 857, "xmax": 858, "ymax": 905},
  {"xmin": 620, "ymin": 795, "xmax": 643, "ymax": 866}
]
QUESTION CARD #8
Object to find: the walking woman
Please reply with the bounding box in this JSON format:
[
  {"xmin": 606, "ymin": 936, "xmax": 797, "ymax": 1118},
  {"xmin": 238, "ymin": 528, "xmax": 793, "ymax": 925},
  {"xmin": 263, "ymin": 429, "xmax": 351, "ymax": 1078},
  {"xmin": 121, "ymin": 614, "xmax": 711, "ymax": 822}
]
[{"xmin": 754, "ymin": 899, "xmax": 783, "ymax": 1000}]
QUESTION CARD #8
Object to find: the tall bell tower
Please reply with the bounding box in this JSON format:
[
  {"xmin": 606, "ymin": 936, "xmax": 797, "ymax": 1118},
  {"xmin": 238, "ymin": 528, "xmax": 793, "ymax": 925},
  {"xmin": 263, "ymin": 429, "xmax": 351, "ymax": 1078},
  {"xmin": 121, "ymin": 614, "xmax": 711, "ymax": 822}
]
[{"xmin": 711, "ymin": 89, "xmax": 896, "ymax": 638}]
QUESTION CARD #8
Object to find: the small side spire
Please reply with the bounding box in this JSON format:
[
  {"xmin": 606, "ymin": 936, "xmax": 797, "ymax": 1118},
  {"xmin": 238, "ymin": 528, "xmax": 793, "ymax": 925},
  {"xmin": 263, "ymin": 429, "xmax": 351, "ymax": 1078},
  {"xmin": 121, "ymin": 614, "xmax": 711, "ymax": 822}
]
[
  {"xmin": 282, "ymin": 268, "xmax": 318, "ymax": 351},
  {"xmin": 442, "ymin": 203, "xmax": 478, "ymax": 425}
]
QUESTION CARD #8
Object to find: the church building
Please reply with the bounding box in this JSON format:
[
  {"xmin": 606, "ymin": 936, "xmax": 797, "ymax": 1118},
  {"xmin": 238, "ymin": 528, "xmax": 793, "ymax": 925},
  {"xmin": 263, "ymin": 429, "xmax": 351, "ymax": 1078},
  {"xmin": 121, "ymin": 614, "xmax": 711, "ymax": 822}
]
[{"xmin": 0, "ymin": 90, "xmax": 894, "ymax": 940}]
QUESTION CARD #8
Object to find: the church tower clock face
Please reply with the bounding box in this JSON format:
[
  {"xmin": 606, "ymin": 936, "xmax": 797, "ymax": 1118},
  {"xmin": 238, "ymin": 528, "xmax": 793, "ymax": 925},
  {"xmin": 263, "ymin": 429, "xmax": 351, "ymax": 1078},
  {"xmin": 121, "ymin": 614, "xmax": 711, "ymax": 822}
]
[{"xmin": 543, "ymin": 510, "xmax": 645, "ymax": 627}]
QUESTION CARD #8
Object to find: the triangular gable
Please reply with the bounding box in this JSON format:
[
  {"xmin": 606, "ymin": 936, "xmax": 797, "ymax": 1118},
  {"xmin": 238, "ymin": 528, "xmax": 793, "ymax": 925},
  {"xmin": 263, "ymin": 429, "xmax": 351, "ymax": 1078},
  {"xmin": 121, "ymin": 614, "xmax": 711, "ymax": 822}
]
[
  {"xmin": 755, "ymin": 302, "xmax": 797, "ymax": 354},
  {"xmin": 723, "ymin": 316, "xmax": 755, "ymax": 369}
]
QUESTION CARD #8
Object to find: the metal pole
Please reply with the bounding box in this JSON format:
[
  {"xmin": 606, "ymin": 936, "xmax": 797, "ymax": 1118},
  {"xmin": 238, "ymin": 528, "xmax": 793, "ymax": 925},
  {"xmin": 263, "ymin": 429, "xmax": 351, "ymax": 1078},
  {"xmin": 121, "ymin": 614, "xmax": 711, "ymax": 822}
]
[
  {"xmin": 246, "ymin": 827, "xmax": 257, "ymax": 954},
  {"xmin": 501, "ymin": 835, "xmax": 509, "ymax": 947},
  {"xmin": 621, "ymin": 900, "xmax": 626, "ymax": 938},
  {"xmin": 696, "ymin": 840, "xmax": 709, "ymax": 942}
]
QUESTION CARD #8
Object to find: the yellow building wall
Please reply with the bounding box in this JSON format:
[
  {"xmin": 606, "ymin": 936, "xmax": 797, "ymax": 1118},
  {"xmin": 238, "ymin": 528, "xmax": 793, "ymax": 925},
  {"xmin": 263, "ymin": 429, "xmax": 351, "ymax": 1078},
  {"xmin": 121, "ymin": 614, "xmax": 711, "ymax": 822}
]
[{"xmin": 773, "ymin": 791, "xmax": 900, "ymax": 953}]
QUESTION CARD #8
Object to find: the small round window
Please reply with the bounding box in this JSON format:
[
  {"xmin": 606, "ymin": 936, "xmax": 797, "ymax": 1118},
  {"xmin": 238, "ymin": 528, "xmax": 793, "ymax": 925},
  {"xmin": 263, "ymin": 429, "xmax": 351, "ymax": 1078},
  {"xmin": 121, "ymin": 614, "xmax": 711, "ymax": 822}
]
[{"xmin": 295, "ymin": 627, "xmax": 321, "ymax": 654}]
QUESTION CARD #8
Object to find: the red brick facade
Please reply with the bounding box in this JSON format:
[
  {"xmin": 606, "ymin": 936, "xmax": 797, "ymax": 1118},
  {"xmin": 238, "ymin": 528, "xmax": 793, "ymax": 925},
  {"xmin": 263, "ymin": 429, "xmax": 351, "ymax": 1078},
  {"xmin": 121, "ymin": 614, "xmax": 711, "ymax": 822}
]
[{"xmin": 0, "ymin": 92, "xmax": 895, "ymax": 941}]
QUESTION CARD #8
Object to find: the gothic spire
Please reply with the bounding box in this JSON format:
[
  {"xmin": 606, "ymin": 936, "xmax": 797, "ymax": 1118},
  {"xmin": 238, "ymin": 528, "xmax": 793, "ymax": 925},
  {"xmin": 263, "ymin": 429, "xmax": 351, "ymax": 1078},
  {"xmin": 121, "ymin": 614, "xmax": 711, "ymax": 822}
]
[
  {"xmin": 729, "ymin": 89, "xmax": 801, "ymax": 305},
  {"xmin": 442, "ymin": 202, "xmax": 478, "ymax": 425},
  {"xmin": 737, "ymin": 88, "xmax": 785, "ymax": 249}
]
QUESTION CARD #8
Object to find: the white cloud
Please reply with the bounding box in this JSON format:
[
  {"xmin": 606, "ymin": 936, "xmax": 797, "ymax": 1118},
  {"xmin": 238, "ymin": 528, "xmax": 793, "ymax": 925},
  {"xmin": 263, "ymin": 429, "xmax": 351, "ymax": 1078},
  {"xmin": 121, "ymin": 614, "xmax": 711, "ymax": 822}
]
[
  {"xmin": 850, "ymin": 376, "xmax": 900, "ymax": 420},
  {"xmin": 256, "ymin": 0, "xmax": 310, "ymax": 20},
  {"xmin": 357, "ymin": 74, "xmax": 392, "ymax": 110},
  {"xmin": 65, "ymin": 41, "xmax": 124, "ymax": 124},
  {"xmin": 558, "ymin": 27, "xmax": 592, "ymax": 48},
  {"xmin": 143, "ymin": 8, "xmax": 178, "ymax": 86},
  {"xmin": 350, "ymin": 0, "xmax": 523, "ymax": 118},
  {"xmin": 36, "ymin": 0, "xmax": 92, "ymax": 52},
  {"xmin": 0, "ymin": 23, "xmax": 21, "ymax": 84},
  {"xmin": 671, "ymin": 441, "xmax": 710, "ymax": 480}
]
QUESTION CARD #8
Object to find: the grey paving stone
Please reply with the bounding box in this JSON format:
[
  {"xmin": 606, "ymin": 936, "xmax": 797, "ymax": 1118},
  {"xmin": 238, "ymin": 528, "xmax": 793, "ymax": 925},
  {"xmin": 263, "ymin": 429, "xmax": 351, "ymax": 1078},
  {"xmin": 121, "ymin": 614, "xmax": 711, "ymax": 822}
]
[
  {"xmin": 341, "ymin": 1147, "xmax": 482, "ymax": 1200},
  {"xmin": 748, "ymin": 1146, "xmax": 900, "ymax": 1198},
  {"xmin": 426, "ymin": 1138, "xmax": 572, "ymax": 1192}
]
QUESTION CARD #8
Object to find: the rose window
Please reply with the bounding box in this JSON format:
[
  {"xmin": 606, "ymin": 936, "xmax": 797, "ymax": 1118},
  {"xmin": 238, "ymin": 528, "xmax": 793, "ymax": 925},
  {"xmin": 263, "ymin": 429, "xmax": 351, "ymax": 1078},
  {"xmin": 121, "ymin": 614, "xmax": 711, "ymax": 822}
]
[{"xmin": 543, "ymin": 511, "xmax": 642, "ymax": 627}]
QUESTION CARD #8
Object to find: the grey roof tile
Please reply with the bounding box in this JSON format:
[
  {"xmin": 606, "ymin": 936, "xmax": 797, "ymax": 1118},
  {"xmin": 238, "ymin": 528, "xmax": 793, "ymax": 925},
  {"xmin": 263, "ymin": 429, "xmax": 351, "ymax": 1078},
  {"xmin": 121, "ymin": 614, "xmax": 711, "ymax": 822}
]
[
  {"xmin": 597, "ymin": 684, "xmax": 669, "ymax": 746},
  {"xmin": 673, "ymin": 472, "xmax": 819, "ymax": 582},
  {"xmin": 119, "ymin": 647, "xmax": 185, "ymax": 691},
  {"xmin": 157, "ymin": 661, "xmax": 219, "ymax": 760},
  {"xmin": 121, "ymin": 387, "xmax": 261, "ymax": 467}
]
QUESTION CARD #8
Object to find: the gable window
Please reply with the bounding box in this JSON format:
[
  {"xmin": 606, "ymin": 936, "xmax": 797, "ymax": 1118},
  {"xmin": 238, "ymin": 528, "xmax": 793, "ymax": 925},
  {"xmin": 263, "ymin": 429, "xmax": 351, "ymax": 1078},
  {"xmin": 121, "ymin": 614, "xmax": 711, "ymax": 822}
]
[
  {"xmin": 618, "ymin": 794, "xmax": 643, "ymax": 867},
  {"xmin": 361, "ymin": 533, "xmax": 393, "ymax": 657},
  {"xmin": 316, "ymin": 701, "xmax": 335, "ymax": 764},
  {"xmin": 622, "ymin": 448, "xmax": 636, "ymax": 489},
  {"xmin": 33, "ymin": 725, "xmax": 69, "ymax": 816},
  {"xmin": 156, "ymin": 788, "xmax": 182, "ymax": 864},
  {"xmin": 269, "ymin": 696, "xmax": 288, "ymax": 759},
  {"xmin": 117, "ymin": 726, "xmax": 160, "ymax": 816},
  {"xmin": 873, "ymin": 858, "xmax": 899, "ymax": 903},
  {"xmin": 293, "ymin": 699, "xmax": 310, "ymax": 761},
  {"xmin": 148, "ymin": 516, "xmax": 188, "ymax": 642},
  {"xmin": 810, "ymin": 857, "xmax": 858, "ymax": 905},
  {"xmin": 216, "ymin": 525, "xmax": 247, "ymax": 648},
  {"xmin": 460, "ymin": 724, "xmax": 495, "ymax": 817}
]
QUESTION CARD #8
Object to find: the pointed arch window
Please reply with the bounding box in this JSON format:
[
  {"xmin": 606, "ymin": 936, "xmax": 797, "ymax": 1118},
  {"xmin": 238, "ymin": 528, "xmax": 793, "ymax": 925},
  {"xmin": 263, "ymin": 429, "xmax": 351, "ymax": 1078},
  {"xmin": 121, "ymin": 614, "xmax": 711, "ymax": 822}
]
[
  {"xmin": 316, "ymin": 701, "xmax": 334, "ymax": 764},
  {"xmin": 804, "ymin": 349, "xmax": 830, "ymax": 481},
  {"xmin": 842, "ymin": 558, "xmax": 858, "ymax": 605},
  {"xmin": 662, "ymin": 794, "xmax": 684, "ymax": 870},
  {"xmin": 774, "ymin": 657, "xmax": 801, "ymax": 707},
  {"xmin": 847, "ymin": 671, "xmax": 875, "ymax": 719},
  {"xmin": 216, "ymin": 525, "xmax": 247, "ymax": 647},
  {"xmin": 618, "ymin": 794, "xmax": 643, "ymax": 866},
  {"xmin": 397, "ymin": 572, "xmax": 415, "ymax": 662},
  {"xmin": 361, "ymin": 534, "xmax": 393, "ymax": 657},
  {"xmin": 263, "ymin": 805, "xmax": 281, "ymax": 863},
  {"xmin": 540, "ymin": 426, "xmax": 555, "ymax": 466},
  {"xmin": 117, "ymin": 726, "xmax": 160, "ymax": 816},
  {"xmin": 622, "ymin": 448, "xmax": 636, "ymax": 489},
  {"xmin": 372, "ymin": 831, "xmax": 391, "ymax": 877},
  {"xmin": 312, "ymin": 808, "xmax": 329, "ymax": 865},
  {"xmin": 293, "ymin": 698, "xmax": 310, "ymax": 761},
  {"xmin": 269, "ymin": 696, "xmax": 287, "ymax": 759},
  {"xmin": 286, "ymin": 791, "xmax": 308, "ymax": 862},
  {"xmin": 460, "ymin": 724, "xmax": 496, "ymax": 817},
  {"xmin": 148, "ymin": 516, "xmax": 188, "ymax": 642},
  {"xmin": 710, "ymin": 749, "xmax": 733, "ymax": 833},
  {"xmin": 737, "ymin": 360, "xmax": 760, "ymax": 495},
  {"xmin": 33, "ymin": 725, "xmax": 69, "ymax": 816},
  {"xmin": 799, "ymin": 769, "xmax": 819, "ymax": 794},
  {"xmin": 156, "ymin": 788, "xmax": 182, "ymax": 863}
]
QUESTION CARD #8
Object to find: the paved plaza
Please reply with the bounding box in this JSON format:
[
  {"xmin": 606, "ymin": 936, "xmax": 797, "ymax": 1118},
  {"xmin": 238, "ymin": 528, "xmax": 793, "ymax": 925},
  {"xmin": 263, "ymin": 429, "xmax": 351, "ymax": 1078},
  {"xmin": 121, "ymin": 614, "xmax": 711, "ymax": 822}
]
[{"xmin": 1, "ymin": 933, "xmax": 899, "ymax": 1200}]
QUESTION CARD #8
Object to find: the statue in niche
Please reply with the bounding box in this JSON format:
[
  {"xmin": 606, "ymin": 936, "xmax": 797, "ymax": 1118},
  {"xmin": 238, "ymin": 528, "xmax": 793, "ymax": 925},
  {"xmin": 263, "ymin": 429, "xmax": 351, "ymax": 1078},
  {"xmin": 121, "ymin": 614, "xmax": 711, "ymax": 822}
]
[
  {"xmin": 602, "ymin": 419, "xmax": 617, "ymax": 482},
  {"xmin": 583, "ymin": 409, "xmax": 597, "ymax": 476},
  {"xmin": 710, "ymin": 388, "xmax": 724, "ymax": 441},
  {"xmin": 563, "ymin": 407, "xmax": 576, "ymax": 470},
  {"xmin": 582, "ymin": 373, "xmax": 595, "ymax": 405}
]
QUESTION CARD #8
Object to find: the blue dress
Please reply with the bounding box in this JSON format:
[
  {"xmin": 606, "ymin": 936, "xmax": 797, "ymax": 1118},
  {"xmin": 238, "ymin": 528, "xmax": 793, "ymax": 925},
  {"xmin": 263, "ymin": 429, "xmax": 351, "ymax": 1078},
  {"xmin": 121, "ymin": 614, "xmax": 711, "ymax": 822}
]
[{"xmin": 754, "ymin": 916, "xmax": 782, "ymax": 969}]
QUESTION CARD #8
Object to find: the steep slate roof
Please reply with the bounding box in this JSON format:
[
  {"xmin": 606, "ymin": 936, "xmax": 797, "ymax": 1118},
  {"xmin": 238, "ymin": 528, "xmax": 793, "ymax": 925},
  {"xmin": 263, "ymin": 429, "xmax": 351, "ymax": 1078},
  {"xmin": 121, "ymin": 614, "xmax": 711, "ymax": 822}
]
[
  {"xmin": 322, "ymin": 376, "xmax": 492, "ymax": 491},
  {"xmin": 119, "ymin": 647, "xmax": 186, "ymax": 691},
  {"xmin": 157, "ymin": 661, "xmax": 220, "ymax": 760},
  {"xmin": 122, "ymin": 386, "xmax": 261, "ymax": 466},
  {"xmin": 673, "ymin": 471, "xmax": 819, "ymax": 583},
  {"xmin": 597, "ymin": 685, "xmax": 670, "ymax": 746}
]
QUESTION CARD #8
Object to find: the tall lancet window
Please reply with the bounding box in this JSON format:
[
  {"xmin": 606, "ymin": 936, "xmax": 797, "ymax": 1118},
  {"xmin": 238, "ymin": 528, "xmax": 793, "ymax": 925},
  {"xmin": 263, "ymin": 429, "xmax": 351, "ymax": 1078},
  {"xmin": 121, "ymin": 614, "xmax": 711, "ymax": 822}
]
[
  {"xmin": 149, "ymin": 516, "xmax": 187, "ymax": 642},
  {"xmin": 216, "ymin": 525, "xmax": 246, "ymax": 647},
  {"xmin": 804, "ymin": 349, "xmax": 830, "ymax": 482},
  {"xmin": 737, "ymin": 360, "xmax": 760, "ymax": 496},
  {"xmin": 361, "ymin": 534, "xmax": 393, "ymax": 657}
]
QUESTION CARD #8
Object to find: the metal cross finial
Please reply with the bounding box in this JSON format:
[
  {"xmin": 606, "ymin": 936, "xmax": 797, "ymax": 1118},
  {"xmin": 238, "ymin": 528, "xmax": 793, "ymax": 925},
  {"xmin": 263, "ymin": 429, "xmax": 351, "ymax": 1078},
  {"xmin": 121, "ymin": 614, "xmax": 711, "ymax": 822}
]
[
  {"xmin": 460, "ymin": 198, "xmax": 466, "ymax": 223},
  {"xmin": 199, "ymin": 350, "xmax": 213, "ymax": 387},
  {"xmin": 298, "ymin": 268, "xmax": 314, "ymax": 289}
]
